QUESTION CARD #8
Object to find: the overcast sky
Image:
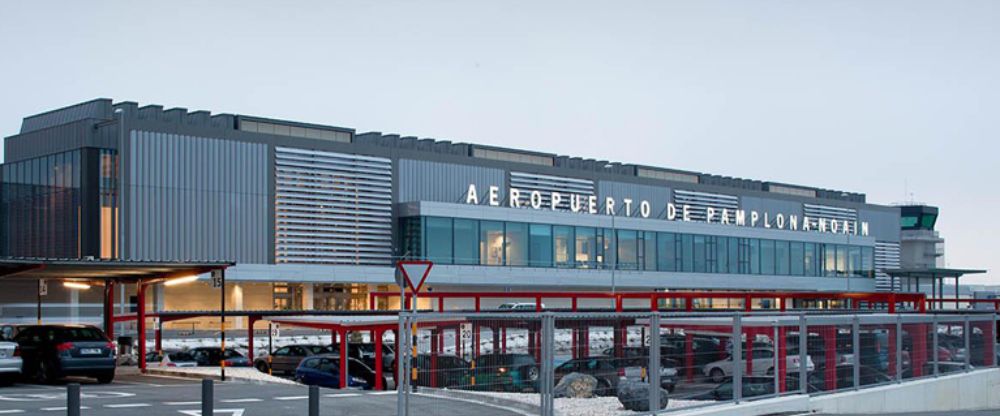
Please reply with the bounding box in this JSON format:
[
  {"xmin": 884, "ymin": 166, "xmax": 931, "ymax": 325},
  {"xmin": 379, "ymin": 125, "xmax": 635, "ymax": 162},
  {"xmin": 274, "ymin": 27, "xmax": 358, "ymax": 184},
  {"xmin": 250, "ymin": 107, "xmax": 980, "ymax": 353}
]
[{"xmin": 1, "ymin": 1, "xmax": 996, "ymax": 283}]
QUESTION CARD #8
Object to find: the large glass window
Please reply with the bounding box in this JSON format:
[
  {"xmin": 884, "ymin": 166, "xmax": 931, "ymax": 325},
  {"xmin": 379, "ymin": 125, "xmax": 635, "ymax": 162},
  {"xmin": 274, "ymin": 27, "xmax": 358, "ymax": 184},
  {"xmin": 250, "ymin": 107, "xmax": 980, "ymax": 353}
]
[
  {"xmin": 528, "ymin": 224, "xmax": 553, "ymax": 267},
  {"xmin": 643, "ymin": 232, "xmax": 657, "ymax": 271},
  {"xmin": 617, "ymin": 230, "xmax": 638, "ymax": 270},
  {"xmin": 575, "ymin": 227, "xmax": 596, "ymax": 268},
  {"xmin": 454, "ymin": 219, "xmax": 479, "ymax": 265},
  {"xmin": 480, "ymin": 221, "xmax": 504, "ymax": 265},
  {"xmin": 716, "ymin": 237, "xmax": 728, "ymax": 274},
  {"xmin": 836, "ymin": 245, "xmax": 848, "ymax": 276},
  {"xmin": 600, "ymin": 228, "xmax": 616, "ymax": 269},
  {"xmin": 693, "ymin": 235, "xmax": 706, "ymax": 273},
  {"xmin": 861, "ymin": 247, "xmax": 874, "ymax": 278},
  {"xmin": 760, "ymin": 239, "xmax": 776, "ymax": 275},
  {"xmin": 790, "ymin": 242, "xmax": 805, "ymax": 276},
  {"xmin": 848, "ymin": 246, "xmax": 861, "ymax": 277},
  {"xmin": 728, "ymin": 237, "xmax": 740, "ymax": 274},
  {"xmin": 425, "ymin": 217, "xmax": 453, "ymax": 264},
  {"xmin": 681, "ymin": 234, "xmax": 694, "ymax": 273},
  {"xmin": 775, "ymin": 240, "xmax": 790, "ymax": 275},
  {"xmin": 823, "ymin": 244, "xmax": 836, "ymax": 277},
  {"xmin": 749, "ymin": 239, "xmax": 760, "ymax": 274},
  {"xmin": 657, "ymin": 232, "xmax": 675, "ymax": 272},
  {"xmin": 554, "ymin": 226, "xmax": 574, "ymax": 268},
  {"xmin": 505, "ymin": 222, "xmax": 528, "ymax": 266}
]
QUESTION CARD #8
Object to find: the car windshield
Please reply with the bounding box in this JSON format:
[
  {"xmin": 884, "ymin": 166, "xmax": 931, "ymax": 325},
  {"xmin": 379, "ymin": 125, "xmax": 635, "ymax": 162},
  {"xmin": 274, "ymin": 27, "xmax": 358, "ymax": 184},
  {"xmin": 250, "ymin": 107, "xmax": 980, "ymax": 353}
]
[
  {"xmin": 56, "ymin": 327, "xmax": 106, "ymax": 342},
  {"xmin": 305, "ymin": 345, "xmax": 327, "ymax": 354}
]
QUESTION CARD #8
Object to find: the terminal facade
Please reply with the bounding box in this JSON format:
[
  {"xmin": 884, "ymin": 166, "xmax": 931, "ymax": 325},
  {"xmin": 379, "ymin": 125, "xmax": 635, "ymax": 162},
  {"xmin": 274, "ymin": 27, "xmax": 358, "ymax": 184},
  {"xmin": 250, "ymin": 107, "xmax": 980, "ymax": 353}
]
[{"xmin": 0, "ymin": 99, "xmax": 902, "ymax": 323}]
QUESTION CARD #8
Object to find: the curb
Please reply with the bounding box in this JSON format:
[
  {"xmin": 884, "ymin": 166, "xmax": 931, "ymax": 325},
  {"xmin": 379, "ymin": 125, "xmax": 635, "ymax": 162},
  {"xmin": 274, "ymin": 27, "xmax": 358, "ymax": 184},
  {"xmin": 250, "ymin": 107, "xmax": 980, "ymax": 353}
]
[{"xmin": 414, "ymin": 388, "xmax": 542, "ymax": 415}]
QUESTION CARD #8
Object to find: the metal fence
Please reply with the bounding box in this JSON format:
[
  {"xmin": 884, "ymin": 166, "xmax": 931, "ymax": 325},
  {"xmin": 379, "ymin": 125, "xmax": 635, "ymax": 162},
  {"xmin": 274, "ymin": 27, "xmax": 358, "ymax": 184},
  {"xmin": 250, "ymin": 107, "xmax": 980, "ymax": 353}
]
[{"xmin": 395, "ymin": 311, "xmax": 998, "ymax": 416}]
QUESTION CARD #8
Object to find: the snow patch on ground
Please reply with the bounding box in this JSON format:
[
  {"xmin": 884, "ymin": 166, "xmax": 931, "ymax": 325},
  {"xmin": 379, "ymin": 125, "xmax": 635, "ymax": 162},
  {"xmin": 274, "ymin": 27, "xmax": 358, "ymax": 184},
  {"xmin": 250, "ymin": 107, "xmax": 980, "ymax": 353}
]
[
  {"xmin": 150, "ymin": 366, "xmax": 299, "ymax": 385},
  {"xmin": 456, "ymin": 391, "xmax": 710, "ymax": 415}
]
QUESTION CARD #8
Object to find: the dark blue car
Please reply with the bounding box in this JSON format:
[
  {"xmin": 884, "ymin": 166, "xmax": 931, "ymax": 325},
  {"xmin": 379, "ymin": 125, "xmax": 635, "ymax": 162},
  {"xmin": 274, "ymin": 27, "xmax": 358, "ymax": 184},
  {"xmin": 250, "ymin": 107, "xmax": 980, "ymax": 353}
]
[{"xmin": 295, "ymin": 355, "xmax": 369, "ymax": 389}]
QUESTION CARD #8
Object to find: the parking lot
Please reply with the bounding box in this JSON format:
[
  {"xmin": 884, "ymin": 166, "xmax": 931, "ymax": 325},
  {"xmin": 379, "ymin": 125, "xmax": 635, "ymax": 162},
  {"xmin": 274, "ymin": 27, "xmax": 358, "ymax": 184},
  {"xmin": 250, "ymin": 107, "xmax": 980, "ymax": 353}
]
[{"xmin": 0, "ymin": 372, "xmax": 529, "ymax": 416}]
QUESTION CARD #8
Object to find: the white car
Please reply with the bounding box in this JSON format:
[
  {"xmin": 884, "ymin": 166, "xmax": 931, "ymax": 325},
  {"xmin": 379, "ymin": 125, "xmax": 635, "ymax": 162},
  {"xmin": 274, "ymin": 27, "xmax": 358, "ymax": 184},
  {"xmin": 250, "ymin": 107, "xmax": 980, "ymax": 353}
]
[
  {"xmin": 0, "ymin": 341, "xmax": 22, "ymax": 385},
  {"xmin": 703, "ymin": 348, "xmax": 815, "ymax": 383},
  {"xmin": 498, "ymin": 302, "xmax": 545, "ymax": 311}
]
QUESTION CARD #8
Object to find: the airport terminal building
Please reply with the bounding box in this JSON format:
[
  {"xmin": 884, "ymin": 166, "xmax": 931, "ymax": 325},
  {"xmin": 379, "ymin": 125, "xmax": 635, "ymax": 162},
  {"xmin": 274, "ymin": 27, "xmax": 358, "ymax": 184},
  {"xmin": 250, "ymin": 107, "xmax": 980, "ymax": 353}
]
[{"xmin": 0, "ymin": 99, "xmax": 902, "ymax": 318}]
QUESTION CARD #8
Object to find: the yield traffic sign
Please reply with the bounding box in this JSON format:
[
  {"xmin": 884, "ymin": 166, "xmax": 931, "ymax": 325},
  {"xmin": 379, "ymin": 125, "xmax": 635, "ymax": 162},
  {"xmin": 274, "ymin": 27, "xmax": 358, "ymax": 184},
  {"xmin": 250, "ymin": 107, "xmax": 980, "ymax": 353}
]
[{"xmin": 396, "ymin": 260, "xmax": 433, "ymax": 294}]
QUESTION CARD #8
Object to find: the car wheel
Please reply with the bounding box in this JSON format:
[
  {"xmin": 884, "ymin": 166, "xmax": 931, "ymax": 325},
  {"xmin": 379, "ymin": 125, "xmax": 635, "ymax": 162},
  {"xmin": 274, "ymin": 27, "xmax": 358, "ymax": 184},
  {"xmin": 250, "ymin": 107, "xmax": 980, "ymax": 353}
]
[
  {"xmin": 709, "ymin": 368, "xmax": 725, "ymax": 383},
  {"xmin": 255, "ymin": 362, "xmax": 270, "ymax": 373},
  {"xmin": 95, "ymin": 371, "xmax": 114, "ymax": 384}
]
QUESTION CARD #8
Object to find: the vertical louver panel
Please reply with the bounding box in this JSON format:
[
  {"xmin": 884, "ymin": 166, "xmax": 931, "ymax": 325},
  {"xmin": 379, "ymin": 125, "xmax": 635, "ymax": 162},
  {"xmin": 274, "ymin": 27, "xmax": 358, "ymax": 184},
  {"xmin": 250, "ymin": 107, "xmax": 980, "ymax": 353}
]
[
  {"xmin": 509, "ymin": 171, "xmax": 594, "ymax": 210},
  {"xmin": 275, "ymin": 147, "xmax": 392, "ymax": 265},
  {"xmin": 803, "ymin": 203, "xmax": 859, "ymax": 234},
  {"xmin": 673, "ymin": 190, "xmax": 739, "ymax": 222},
  {"xmin": 874, "ymin": 241, "xmax": 901, "ymax": 292}
]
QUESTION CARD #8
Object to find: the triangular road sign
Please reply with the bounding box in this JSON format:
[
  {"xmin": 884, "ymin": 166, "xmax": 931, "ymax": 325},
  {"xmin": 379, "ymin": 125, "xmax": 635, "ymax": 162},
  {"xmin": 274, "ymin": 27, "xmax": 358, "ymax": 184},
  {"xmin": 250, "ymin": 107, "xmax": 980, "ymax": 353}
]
[
  {"xmin": 178, "ymin": 409, "xmax": 245, "ymax": 416},
  {"xmin": 397, "ymin": 260, "xmax": 433, "ymax": 294}
]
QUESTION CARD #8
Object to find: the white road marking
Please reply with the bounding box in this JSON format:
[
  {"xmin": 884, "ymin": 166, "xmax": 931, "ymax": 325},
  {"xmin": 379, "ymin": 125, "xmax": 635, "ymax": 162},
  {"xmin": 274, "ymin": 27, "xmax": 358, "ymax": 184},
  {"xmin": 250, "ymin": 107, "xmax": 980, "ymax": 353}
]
[
  {"xmin": 105, "ymin": 403, "xmax": 151, "ymax": 408},
  {"xmin": 274, "ymin": 395, "xmax": 308, "ymax": 400},
  {"xmin": 0, "ymin": 410, "xmax": 25, "ymax": 414},
  {"xmin": 177, "ymin": 408, "xmax": 245, "ymax": 416},
  {"xmin": 368, "ymin": 391, "xmax": 395, "ymax": 395},
  {"xmin": 164, "ymin": 401, "xmax": 202, "ymax": 405},
  {"xmin": 323, "ymin": 393, "xmax": 361, "ymax": 398},
  {"xmin": 40, "ymin": 407, "xmax": 90, "ymax": 411},
  {"xmin": 221, "ymin": 398, "xmax": 261, "ymax": 403}
]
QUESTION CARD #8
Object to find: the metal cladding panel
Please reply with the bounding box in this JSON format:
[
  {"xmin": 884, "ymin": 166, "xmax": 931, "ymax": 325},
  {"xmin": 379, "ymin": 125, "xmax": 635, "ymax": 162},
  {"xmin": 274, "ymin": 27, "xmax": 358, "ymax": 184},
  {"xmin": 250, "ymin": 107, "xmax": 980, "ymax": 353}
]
[
  {"xmin": 673, "ymin": 189, "xmax": 739, "ymax": 222},
  {"xmin": 127, "ymin": 131, "xmax": 268, "ymax": 263},
  {"xmin": 875, "ymin": 241, "xmax": 901, "ymax": 291},
  {"xmin": 276, "ymin": 147, "xmax": 393, "ymax": 265},
  {"xmin": 510, "ymin": 171, "xmax": 594, "ymax": 210},
  {"xmin": 20, "ymin": 99, "xmax": 111, "ymax": 134},
  {"xmin": 740, "ymin": 196, "xmax": 804, "ymax": 221},
  {"xmin": 597, "ymin": 181, "xmax": 671, "ymax": 218},
  {"xmin": 397, "ymin": 159, "xmax": 504, "ymax": 203},
  {"xmin": 858, "ymin": 207, "xmax": 901, "ymax": 243},
  {"xmin": 4, "ymin": 121, "xmax": 106, "ymax": 163}
]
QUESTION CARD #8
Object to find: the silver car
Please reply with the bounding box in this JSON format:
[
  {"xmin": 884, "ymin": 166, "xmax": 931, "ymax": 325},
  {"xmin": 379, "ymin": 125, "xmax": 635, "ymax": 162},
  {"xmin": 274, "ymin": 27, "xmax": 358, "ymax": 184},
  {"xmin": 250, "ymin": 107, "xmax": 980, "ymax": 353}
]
[{"xmin": 0, "ymin": 341, "xmax": 21, "ymax": 385}]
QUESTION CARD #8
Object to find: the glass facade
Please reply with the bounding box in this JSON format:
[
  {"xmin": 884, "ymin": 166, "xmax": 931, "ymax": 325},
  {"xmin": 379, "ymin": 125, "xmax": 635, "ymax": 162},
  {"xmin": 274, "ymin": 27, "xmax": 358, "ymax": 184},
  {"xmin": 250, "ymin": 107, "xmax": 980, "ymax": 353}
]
[
  {"xmin": 400, "ymin": 216, "xmax": 876, "ymax": 278},
  {"xmin": 1, "ymin": 150, "xmax": 83, "ymax": 258}
]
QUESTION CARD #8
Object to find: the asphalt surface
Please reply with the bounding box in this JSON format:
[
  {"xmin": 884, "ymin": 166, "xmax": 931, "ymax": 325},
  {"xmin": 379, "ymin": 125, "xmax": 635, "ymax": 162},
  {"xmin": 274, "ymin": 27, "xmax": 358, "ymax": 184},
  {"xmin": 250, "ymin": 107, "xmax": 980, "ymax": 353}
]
[{"xmin": 0, "ymin": 373, "xmax": 529, "ymax": 416}]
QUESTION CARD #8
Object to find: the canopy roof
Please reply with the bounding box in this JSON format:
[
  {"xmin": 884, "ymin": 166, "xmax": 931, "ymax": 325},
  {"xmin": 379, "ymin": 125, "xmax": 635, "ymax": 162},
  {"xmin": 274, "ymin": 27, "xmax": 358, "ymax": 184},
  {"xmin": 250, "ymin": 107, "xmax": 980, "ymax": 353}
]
[
  {"xmin": 0, "ymin": 257, "xmax": 232, "ymax": 284},
  {"xmin": 885, "ymin": 268, "xmax": 987, "ymax": 280}
]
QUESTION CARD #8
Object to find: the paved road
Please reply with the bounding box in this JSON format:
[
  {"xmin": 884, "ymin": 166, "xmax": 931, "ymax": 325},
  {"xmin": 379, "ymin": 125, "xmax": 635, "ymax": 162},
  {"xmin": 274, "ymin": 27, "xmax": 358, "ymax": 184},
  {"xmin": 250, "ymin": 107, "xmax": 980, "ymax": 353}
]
[{"xmin": 0, "ymin": 373, "xmax": 529, "ymax": 416}]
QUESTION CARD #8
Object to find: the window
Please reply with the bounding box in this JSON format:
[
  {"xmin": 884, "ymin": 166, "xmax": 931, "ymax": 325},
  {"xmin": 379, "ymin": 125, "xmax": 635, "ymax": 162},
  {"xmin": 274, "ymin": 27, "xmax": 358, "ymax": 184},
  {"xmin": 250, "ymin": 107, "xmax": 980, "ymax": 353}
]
[
  {"xmin": 749, "ymin": 239, "xmax": 760, "ymax": 274},
  {"xmin": 693, "ymin": 235, "xmax": 706, "ymax": 273},
  {"xmin": 716, "ymin": 237, "xmax": 729, "ymax": 274},
  {"xmin": 472, "ymin": 148, "xmax": 554, "ymax": 166},
  {"xmin": 823, "ymin": 245, "xmax": 836, "ymax": 277},
  {"xmin": 657, "ymin": 232, "xmax": 675, "ymax": 272},
  {"xmin": 273, "ymin": 347, "xmax": 291, "ymax": 357},
  {"xmin": 425, "ymin": 217, "xmax": 453, "ymax": 264},
  {"xmin": 529, "ymin": 224, "xmax": 553, "ymax": 267},
  {"xmin": 775, "ymin": 240, "xmax": 790, "ymax": 276},
  {"xmin": 643, "ymin": 232, "xmax": 657, "ymax": 271},
  {"xmin": 790, "ymin": 242, "xmax": 805, "ymax": 276},
  {"xmin": 804, "ymin": 243, "xmax": 817, "ymax": 277},
  {"xmin": 505, "ymin": 222, "xmax": 528, "ymax": 266},
  {"xmin": 728, "ymin": 237, "xmax": 740, "ymax": 274},
  {"xmin": 760, "ymin": 239, "xmax": 776, "ymax": 275},
  {"xmin": 554, "ymin": 226, "xmax": 574, "ymax": 268},
  {"xmin": 680, "ymin": 234, "xmax": 694, "ymax": 273},
  {"xmin": 617, "ymin": 230, "xmax": 638, "ymax": 270},
  {"xmin": 480, "ymin": 221, "xmax": 504, "ymax": 265},
  {"xmin": 848, "ymin": 246, "xmax": 862, "ymax": 277},
  {"xmin": 836, "ymin": 245, "xmax": 848, "ymax": 276},
  {"xmin": 575, "ymin": 227, "xmax": 597, "ymax": 268},
  {"xmin": 600, "ymin": 228, "xmax": 616, "ymax": 269},
  {"xmin": 454, "ymin": 219, "xmax": 479, "ymax": 265},
  {"xmin": 861, "ymin": 247, "xmax": 874, "ymax": 278}
]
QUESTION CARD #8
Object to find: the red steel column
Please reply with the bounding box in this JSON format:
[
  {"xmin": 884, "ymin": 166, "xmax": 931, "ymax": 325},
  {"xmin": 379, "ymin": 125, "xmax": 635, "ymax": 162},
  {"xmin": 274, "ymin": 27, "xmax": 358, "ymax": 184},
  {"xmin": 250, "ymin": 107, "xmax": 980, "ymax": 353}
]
[
  {"xmin": 745, "ymin": 328, "xmax": 754, "ymax": 375},
  {"xmin": 339, "ymin": 329, "xmax": 348, "ymax": 389},
  {"xmin": 456, "ymin": 327, "xmax": 463, "ymax": 359},
  {"xmin": 501, "ymin": 327, "xmax": 507, "ymax": 353},
  {"xmin": 374, "ymin": 329, "xmax": 384, "ymax": 390},
  {"xmin": 571, "ymin": 325, "xmax": 579, "ymax": 359},
  {"xmin": 492, "ymin": 326, "xmax": 500, "ymax": 354},
  {"xmin": 247, "ymin": 316, "xmax": 258, "ymax": 362},
  {"xmin": 582, "ymin": 325, "xmax": 590, "ymax": 356},
  {"xmin": 473, "ymin": 323, "xmax": 481, "ymax": 359},
  {"xmin": 823, "ymin": 326, "xmax": 837, "ymax": 390},
  {"xmin": 137, "ymin": 283, "xmax": 147, "ymax": 371},
  {"xmin": 887, "ymin": 325, "xmax": 897, "ymax": 377},
  {"xmin": 613, "ymin": 323, "xmax": 624, "ymax": 358},
  {"xmin": 912, "ymin": 323, "xmax": 927, "ymax": 377},
  {"xmin": 154, "ymin": 322, "xmax": 162, "ymax": 353},
  {"xmin": 103, "ymin": 281, "xmax": 115, "ymax": 340}
]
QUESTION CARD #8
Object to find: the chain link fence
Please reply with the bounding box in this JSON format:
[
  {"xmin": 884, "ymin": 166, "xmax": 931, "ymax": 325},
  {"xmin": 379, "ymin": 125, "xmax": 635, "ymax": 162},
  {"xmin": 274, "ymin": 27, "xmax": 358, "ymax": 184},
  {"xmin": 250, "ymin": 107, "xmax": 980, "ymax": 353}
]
[{"xmin": 395, "ymin": 311, "xmax": 997, "ymax": 416}]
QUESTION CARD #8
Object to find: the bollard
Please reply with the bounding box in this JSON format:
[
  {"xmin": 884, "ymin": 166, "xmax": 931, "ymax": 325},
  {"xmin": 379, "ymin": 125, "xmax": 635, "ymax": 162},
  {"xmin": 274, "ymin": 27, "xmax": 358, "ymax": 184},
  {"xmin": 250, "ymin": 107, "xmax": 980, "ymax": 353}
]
[
  {"xmin": 67, "ymin": 383, "xmax": 80, "ymax": 416},
  {"xmin": 202, "ymin": 379, "xmax": 213, "ymax": 416},
  {"xmin": 309, "ymin": 385, "xmax": 319, "ymax": 416}
]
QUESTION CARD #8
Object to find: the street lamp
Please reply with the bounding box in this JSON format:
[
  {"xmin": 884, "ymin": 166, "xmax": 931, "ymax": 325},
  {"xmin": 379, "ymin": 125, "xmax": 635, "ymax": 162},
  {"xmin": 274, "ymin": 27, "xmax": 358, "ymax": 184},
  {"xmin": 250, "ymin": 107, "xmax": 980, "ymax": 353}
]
[
  {"xmin": 164, "ymin": 275, "xmax": 199, "ymax": 286},
  {"xmin": 63, "ymin": 281, "xmax": 91, "ymax": 290}
]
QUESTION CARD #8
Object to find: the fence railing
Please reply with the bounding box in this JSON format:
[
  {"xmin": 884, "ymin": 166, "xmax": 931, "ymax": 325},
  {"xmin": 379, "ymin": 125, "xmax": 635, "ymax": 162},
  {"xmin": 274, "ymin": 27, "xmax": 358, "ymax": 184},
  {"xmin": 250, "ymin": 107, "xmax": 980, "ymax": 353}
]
[{"xmin": 395, "ymin": 310, "xmax": 998, "ymax": 416}]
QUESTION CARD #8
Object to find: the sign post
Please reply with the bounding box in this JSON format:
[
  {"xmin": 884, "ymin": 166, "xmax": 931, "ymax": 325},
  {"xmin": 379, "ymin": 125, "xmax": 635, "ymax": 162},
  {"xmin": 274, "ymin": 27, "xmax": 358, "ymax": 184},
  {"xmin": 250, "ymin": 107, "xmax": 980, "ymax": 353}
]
[
  {"xmin": 396, "ymin": 260, "xmax": 433, "ymax": 398},
  {"xmin": 212, "ymin": 269, "xmax": 226, "ymax": 382}
]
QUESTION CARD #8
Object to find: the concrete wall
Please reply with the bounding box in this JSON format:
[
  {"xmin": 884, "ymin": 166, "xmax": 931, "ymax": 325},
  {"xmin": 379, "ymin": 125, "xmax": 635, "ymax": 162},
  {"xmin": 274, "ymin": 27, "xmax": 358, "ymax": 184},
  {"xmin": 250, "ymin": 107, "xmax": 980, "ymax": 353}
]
[{"xmin": 679, "ymin": 369, "xmax": 1000, "ymax": 416}]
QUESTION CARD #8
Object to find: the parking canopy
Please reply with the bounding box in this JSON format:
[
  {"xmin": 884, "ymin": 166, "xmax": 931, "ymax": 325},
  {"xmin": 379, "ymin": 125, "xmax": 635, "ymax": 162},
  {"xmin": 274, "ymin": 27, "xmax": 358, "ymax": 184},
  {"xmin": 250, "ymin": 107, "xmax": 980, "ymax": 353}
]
[{"xmin": 0, "ymin": 257, "xmax": 232, "ymax": 283}]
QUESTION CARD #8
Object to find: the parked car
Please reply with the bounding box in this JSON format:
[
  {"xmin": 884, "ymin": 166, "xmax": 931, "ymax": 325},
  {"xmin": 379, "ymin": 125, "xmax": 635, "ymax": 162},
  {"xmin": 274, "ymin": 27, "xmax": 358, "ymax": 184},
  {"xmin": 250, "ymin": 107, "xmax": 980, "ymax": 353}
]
[
  {"xmin": 609, "ymin": 349, "xmax": 680, "ymax": 392},
  {"xmin": 14, "ymin": 324, "xmax": 116, "ymax": 384},
  {"xmin": 294, "ymin": 355, "xmax": 368, "ymax": 389},
  {"xmin": 188, "ymin": 347, "xmax": 250, "ymax": 367},
  {"xmin": 660, "ymin": 334, "xmax": 724, "ymax": 367},
  {"xmin": 0, "ymin": 341, "xmax": 21, "ymax": 385},
  {"xmin": 254, "ymin": 344, "xmax": 328, "ymax": 375},
  {"xmin": 413, "ymin": 354, "xmax": 470, "ymax": 388},
  {"xmin": 471, "ymin": 353, "xmax": 539, "ymax": 392},
  {"xmin": 807, "ymin": 364, "xmax": 892, "ymax": 391},
  {"xmin": 345, "ymin": 356, "xmax": 394, "ymax": 390},
  {"xmin": 554, "ymin": 356, "xmax": 621, "ymax": 395},
  {"xmin": 329, "ymin": 342, "xmax": 395, "ymax": 372},
  {"xmin": 703, "ymin": 348, "xmax": 814, "ymax": 383},
  {"xmin": 692, "ymin": 376, "xmax": 776, "ymax": 401},
  {"xmin": 498, "ymin": 303, "xmax": 545, "ymax": 311},
  {"xmin": 145, "ymin": 349, "xmax": 198, "ymax": 368}
]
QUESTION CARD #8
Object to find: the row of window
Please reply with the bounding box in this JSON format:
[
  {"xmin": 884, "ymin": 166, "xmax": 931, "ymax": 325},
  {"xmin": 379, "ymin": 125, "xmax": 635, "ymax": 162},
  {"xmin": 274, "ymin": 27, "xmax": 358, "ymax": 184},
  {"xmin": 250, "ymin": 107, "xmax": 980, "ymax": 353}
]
[{"xmin": 400, "ymin": 216, "xmax": 875, "ymax": 278}]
